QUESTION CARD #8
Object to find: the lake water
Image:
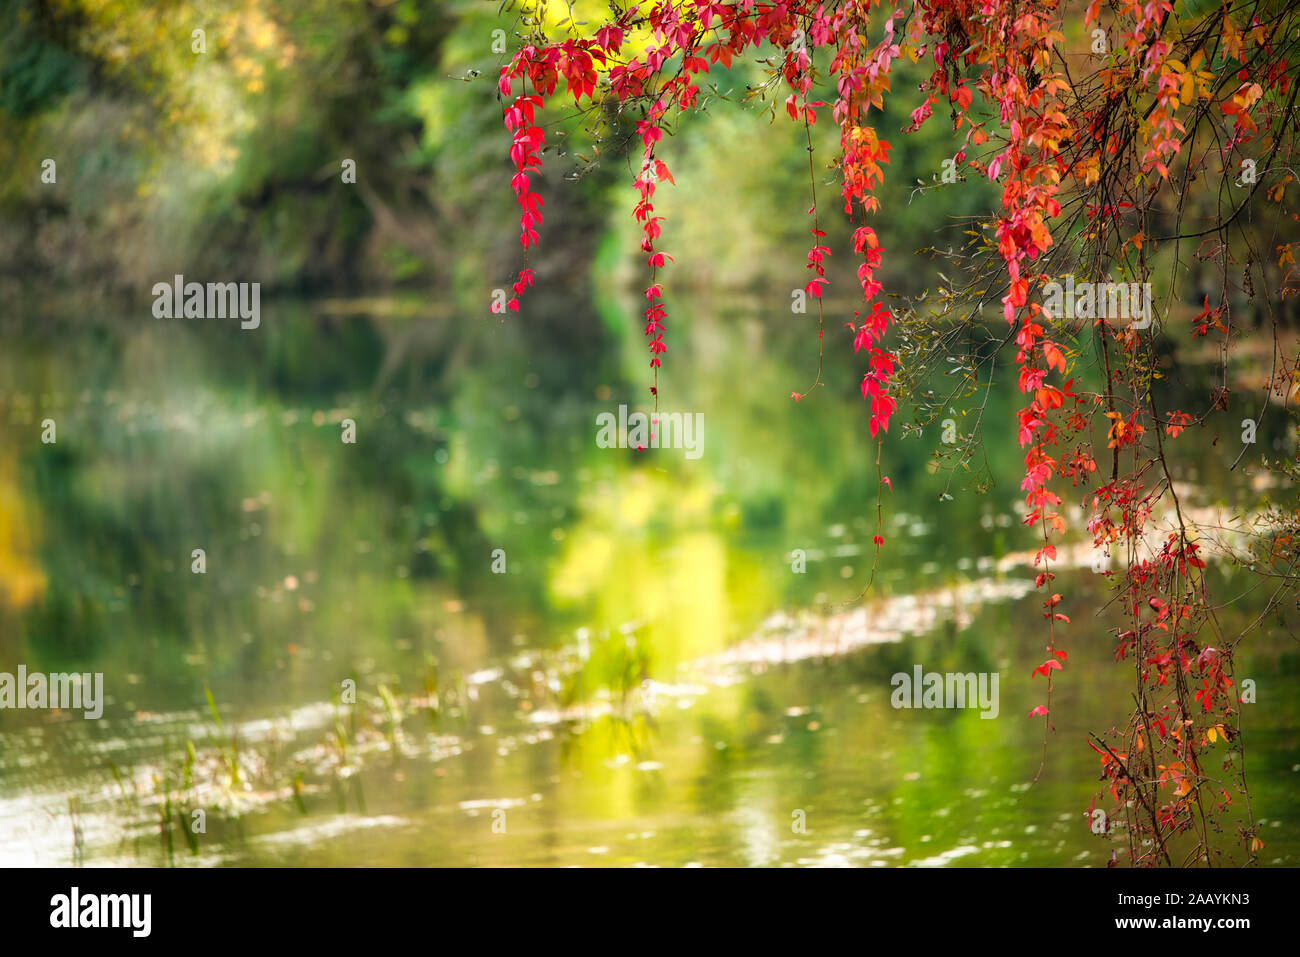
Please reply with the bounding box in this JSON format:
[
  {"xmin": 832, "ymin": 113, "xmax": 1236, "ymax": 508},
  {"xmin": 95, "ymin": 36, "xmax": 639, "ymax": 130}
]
[{"xmin": 1, "ymin": 295, "xmax": 1296, "ymax": 866}]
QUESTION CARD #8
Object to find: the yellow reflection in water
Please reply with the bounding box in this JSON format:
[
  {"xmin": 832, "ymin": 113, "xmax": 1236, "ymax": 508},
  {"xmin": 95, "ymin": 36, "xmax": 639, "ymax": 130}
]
[
  {"xmin": 0, "ymin": 456, "xmax": 44, "ymax": 608},
  {"xmin": 551, "ymin": 468, "xmax": 737, "ymax": 669}
]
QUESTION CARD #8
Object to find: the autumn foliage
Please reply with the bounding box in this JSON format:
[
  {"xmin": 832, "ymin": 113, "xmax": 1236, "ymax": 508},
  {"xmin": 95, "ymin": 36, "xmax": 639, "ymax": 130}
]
[{"xmin": 495, "ymin": 0, "xmax": 1300, "ymax": 866}]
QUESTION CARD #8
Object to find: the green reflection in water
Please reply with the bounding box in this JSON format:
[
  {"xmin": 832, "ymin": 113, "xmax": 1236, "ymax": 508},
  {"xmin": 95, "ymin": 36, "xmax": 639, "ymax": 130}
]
[{"xmin": 0, "ymin": 296, "xmax": 1296, "ymax": 867}]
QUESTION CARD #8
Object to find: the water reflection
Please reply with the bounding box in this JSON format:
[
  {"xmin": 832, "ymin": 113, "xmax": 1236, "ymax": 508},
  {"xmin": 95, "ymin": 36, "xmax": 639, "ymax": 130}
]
[{"xmin": 0, "ymin": 297, "xmax": 1296, "ymax": 867}]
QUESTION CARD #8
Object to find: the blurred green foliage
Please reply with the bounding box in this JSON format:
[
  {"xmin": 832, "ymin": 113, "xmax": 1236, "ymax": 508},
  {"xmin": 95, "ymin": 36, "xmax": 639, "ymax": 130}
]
[{"xmin": 0, "ymin": 0, "xmax": 990, "ymax": 304}]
